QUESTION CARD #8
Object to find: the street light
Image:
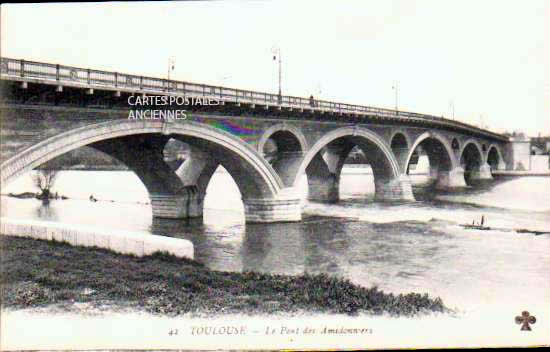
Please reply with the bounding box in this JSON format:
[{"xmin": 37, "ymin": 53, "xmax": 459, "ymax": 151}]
[
  {"xmin": 480, "ymin": 113, "xmax": 486, "ymax": 129},
  {"xmin": 167, "ymin": 57, "xmax": 175, "ymax": 80},
  {"xmin": 219, "ymin": 75, "xmax": 231, "ymax": 86},
  {"xmin": 392, "ymin": 82, "xmax": 399, "ymax": 113},
  {"xmin": 272, "ymin": 46, "xmax": 282, "ymax": 104}
]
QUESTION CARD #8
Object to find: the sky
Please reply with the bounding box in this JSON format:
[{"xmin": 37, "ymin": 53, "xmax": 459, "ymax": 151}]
[{"xmin": 1, "ymin": 0, "xmax": 548, "ymax": 136}]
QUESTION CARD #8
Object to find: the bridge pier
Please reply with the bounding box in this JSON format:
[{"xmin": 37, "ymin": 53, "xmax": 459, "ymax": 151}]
[
  {"xmin": 150, "ymin": 190, "xmax": 204, "ymax": 219},
  {"xmin": 165, "ymin": 144, "xmax": 219, "ymax": 220},
  {"xmin": 269, "ymin": 151, "xmax": 305, "ymax": 186},
  {"xmin": 468, "ymin": 163, "xmax": 493, "ymax": 181},
  {"xmin": 374, "ymin": 175, "xmax": 415, "ymax": 201},
  {"xmin": 393, "ymin": 147, "xmax": 410, "ymax": 174},
  {"xmin": 305, "ymin": 147, "xmax": 344, "ymax": 203},
  {"xmin": 435, "ymin": 167, "xmax": 467, "ymax": 189},
  {"xmin": 429, "ymin": 166, "xmax": 439, "ymax": 181},
  {"xmin": 307, "ymin": 173, "xmax": 339, "ymax": 203},
  {"xmin": 243, "ymin": 188, "xmax": 302, "ymax": 223}
]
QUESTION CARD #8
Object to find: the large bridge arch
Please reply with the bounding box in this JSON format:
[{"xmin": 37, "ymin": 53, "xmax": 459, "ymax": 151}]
[
  {"xmin": 293, "ymin": 126, "xmax": 413, "ymax": 202},
  {"xmin": 0, "ymin": 120, "xmax": 301, "ymax": 222}
]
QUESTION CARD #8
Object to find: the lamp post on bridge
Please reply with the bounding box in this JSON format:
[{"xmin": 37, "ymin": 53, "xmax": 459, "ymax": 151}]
[
  {"xmin": 392, "ymin": 81, "xmax": 399, "ymax": 114},
  {"xmin": 480, "ymin": 113, "xmax": 486, "ymax": 129},
  {"xmin": 218, "ymin": 75, "xmax": 231, "ymax": 86},
  {"xmin": 167, "ymin": 57, "xmax": 175, "ymax": 80},
  {"xmin": 272, "ymin": 46, "xmax": 282, "ymax": 104}
]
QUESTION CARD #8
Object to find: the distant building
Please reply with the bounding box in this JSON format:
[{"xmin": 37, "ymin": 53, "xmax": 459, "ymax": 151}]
[
  {"xmin": 531, "ymin": 136, "xmax": 550, "ymax": 155},
  {"xmin": 531, "ymin": 145, "xmax": 544, "ymax": 155},
  {"xmin": 529, "ymin": 135, "xmax": 550, "ymax": 171}
]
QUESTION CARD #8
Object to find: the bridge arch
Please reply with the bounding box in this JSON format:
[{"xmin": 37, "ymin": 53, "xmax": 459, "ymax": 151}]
[
  {"xmin": 486, "ymin": 144, "xmax": 504, "ymax": 171},
  {"xmin": 293, "ymin": 126, "xmax": 412, "ymax": 202},
  {"xmin": 256, "ymin": 123, "xmax": 308, "ymax": 186},
  {"xmin": 460, "ymin": 139, "xmax": 484, "ymax": 184},
  {"xmin": 390, "ymin": 130, "xmax": 411, "ymax": 150},
  {"xmin": 257, "ymin": 123, "xmax": 308, "ymax": 155},
  {"xmin": 389, "ymin": 130, "xmax": 411, "ymax": 173},
  {"xmin": 405, "ymin": 131, "xmax": 457, "ymax": 172},
  {"xmin": 459, "ymin": 139, "xmax": 485, "ymax": 165},
  {"xmin": 404, "ymin": 131, "xmax": 467, "ymax": 189},
  {"xmin": 1, "ymin": 120, "xmax": 292, "ymax": 221}
]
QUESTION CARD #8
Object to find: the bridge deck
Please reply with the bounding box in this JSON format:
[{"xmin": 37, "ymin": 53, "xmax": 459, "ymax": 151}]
[{"xmin": 0, "ymin": 57, "xmax": 507, "ymax": 142}]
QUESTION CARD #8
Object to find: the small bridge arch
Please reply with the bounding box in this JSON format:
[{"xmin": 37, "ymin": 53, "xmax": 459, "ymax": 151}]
[
  {"xmin": 486, "ymin": 143, "xmax": 505, "ymax": 171},
  {"xmin": 293, "ymin": 126, "xmax": 412, "ymax": 202},
  {"xmin": 459, "ymin": 139, "xmax": 493, "ymax": 184},
  {"xmin": 405, "ymin": 131, "xmax": 457, "ymax": 172},
  {"xmin": 389, "ymin": 130, "xmax": 411, "ymax": 173},
  {"xmin": 257, "ymin": 123, "xmax": 308, "ymax": 186}
]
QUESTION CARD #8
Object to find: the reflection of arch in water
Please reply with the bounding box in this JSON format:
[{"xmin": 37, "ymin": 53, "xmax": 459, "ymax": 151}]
[
  {"xmin": 151, "ymin": 216, "xmax": 245, "ymax": 272},
  {"xmin": 242, "ymin": 222, "xmax": 306, "ymax": 274}
]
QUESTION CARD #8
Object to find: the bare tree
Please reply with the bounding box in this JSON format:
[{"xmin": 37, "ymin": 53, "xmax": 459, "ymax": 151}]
[{"xmin": 32, "ymin": 169, "xmax": 58, "ymax": 200}]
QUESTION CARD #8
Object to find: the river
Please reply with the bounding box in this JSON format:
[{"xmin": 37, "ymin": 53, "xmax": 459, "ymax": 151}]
[{"xmin": 1, "ymin": 168, "xmax": 549, "ymax": 315}]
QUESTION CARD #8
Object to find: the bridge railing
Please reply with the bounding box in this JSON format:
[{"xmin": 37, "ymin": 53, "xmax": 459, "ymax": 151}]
[{"xmin": 0, "ymin": 57, "xmax": 506, "ymax": 140}]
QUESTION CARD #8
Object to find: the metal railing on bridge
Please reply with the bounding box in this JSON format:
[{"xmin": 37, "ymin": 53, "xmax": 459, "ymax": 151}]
[{"xmin": 0, "ymin": 57, "xmax": 507, "ymax": 141}]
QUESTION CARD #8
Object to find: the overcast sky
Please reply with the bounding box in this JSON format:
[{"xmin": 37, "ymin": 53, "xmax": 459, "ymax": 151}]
[{"xmin": 1, "ymin": 0, "xmax": 548, "ymax": 136}]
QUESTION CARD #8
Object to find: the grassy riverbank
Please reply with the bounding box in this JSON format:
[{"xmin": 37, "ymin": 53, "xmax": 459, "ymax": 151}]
[{"xmin": 1, "ymin": 235, "xmax": 448, "ymax": 317}]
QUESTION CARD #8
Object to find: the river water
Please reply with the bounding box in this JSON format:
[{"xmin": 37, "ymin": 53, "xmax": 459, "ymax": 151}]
[{"xmin": 1, "ymin": 168, "xmax": 549, "ymax": 315}]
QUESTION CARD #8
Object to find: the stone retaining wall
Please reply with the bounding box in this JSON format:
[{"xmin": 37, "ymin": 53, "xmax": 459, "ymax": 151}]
[{"xmin": 0, "ymin": 218, "xmax": 194, "ymax": 259}]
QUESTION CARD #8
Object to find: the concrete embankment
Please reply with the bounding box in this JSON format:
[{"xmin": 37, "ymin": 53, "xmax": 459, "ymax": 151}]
[
  {"xmin": 492, "ymin": 170, "xmax": 550, "ymax": 176},
  {"xmin": 0, "ymin": 218, "xmax": 193, "ymax": 259}
]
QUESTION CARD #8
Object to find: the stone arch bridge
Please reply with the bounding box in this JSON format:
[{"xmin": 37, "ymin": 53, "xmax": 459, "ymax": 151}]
[{"xmin": 0, "ymin": 58, "xmax": 516, "ymax": 223}]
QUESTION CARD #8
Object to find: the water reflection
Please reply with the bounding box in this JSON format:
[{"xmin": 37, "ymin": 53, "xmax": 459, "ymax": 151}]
[
  {"xmin": 242, "ymin": 222, "xmax": 306, "ymax": 275},
  {"xmin": 151, "ymin": 214, "xmax": 245, "ymax": 272},
  {"xmin": 301, "ymin": 217, "xmax": 352, "ymax": 276},
  {"xmin": 34, "ymin": 202, "xmax": 59, "ymax": 221},
  {"xmin": 2, "ymin": 171, "xmax": 549, "ymax": 311}
]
